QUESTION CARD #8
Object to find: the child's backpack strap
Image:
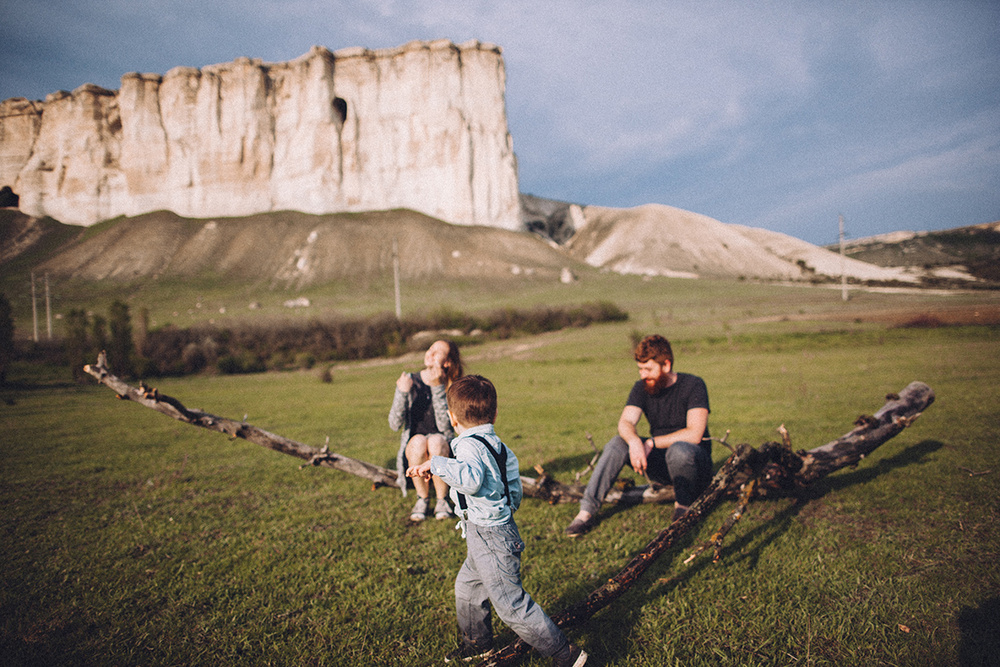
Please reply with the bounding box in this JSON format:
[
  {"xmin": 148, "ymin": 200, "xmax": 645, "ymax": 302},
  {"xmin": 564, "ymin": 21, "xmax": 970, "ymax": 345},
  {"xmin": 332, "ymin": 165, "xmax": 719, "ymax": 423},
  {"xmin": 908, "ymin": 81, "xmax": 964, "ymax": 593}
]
[{"xmin": 456, "ymin": 434, "xmax": 511, "ymax": 512}]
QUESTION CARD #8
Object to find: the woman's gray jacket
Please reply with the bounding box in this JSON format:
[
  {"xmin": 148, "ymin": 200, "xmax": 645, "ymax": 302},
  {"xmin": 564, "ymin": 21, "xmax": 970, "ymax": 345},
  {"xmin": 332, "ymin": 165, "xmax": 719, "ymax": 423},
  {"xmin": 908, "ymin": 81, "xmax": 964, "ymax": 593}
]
[{"xmin": 388, "ymin": 376, "xmax": 454, "ymax": 495}]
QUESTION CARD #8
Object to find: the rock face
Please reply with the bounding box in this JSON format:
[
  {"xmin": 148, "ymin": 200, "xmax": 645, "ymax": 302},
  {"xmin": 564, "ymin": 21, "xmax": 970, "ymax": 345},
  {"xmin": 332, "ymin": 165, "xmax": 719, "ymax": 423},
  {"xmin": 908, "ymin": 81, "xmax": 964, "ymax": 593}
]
[{"xmin": 0, "ymin": 40, "xmax": 520, "ymax": 230}]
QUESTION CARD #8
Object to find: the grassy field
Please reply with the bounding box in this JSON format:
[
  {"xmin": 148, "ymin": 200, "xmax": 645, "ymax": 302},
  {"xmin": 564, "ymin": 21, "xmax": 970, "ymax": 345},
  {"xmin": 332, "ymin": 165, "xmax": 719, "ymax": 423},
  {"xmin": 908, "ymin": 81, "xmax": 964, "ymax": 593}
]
[
  {"xmin": 5, "ymin": 260, "xmax": 1000, "ymax": 340},
  {"xmin": 2, "ymin": 277, "xmax": 999, "ymax": 666}
]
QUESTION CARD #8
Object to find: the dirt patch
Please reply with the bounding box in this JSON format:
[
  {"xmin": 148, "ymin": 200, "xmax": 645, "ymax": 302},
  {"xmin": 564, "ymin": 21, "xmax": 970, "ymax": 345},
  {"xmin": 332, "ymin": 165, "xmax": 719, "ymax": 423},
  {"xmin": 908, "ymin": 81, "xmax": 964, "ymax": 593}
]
[
  {"xmin": 745, "ymin": 303, "xmax": 1000, "ymax": 328},
  {"xmin": 831, "ymin": 304, "xmax": 1000, "ymax": 327}
]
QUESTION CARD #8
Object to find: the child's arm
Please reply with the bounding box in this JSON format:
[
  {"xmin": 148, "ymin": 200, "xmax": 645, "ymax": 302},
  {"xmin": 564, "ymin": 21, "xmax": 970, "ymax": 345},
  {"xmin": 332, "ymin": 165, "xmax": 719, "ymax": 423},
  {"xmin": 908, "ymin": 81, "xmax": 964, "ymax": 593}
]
[
  {"xmin": 509, "ymin": 473, "xmax": 523, "ymax": 511},
  {"xmin": 428, "ymin": 440, "xmax": 486, "ymax": 494},
  {"xmin": 406, "ymin": 460, "xmax": 433, "ymax": 481},
  {"xmin": 406, "ymin": 449, "xmax": 486, "ymax": 494},
  {"xmin": 505, "ymin": 448, "xmax": 523, "ymax": 511}
]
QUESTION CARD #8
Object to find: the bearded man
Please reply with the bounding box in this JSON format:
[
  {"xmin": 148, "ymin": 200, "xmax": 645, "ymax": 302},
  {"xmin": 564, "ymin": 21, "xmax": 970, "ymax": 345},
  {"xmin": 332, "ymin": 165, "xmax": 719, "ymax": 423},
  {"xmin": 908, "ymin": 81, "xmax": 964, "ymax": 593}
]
[{"xmin": 565, "ymin": 334, "xmax": 712, "ymax": 537}]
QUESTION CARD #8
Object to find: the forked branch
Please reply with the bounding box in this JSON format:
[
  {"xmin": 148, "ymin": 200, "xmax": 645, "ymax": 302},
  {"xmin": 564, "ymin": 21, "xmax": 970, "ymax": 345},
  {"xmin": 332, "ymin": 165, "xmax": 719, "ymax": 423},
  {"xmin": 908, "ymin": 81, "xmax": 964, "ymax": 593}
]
[
  {"xmin": 83, "ymin": 354, "xmax": 934, "ymax": 667},
  {"xmin": 476, "ymin": 382, "xmax": 934, "ymax": 666}
]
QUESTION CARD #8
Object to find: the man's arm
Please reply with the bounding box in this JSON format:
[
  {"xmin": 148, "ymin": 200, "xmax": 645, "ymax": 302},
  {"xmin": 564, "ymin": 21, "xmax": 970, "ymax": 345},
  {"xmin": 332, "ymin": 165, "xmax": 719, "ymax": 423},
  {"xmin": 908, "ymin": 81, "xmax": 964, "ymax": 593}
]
[
  {"xmin": 618, "ymin": 405, "xmax": 651, "ymax": 475},
  {"xmin": 649, "ymin": 407, "xmax": 709, "ymax": 449}
]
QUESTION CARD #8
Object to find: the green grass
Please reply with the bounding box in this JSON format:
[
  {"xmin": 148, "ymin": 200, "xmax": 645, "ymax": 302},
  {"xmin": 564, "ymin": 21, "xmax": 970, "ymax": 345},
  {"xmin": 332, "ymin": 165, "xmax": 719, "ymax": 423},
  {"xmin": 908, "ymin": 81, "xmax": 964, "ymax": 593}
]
[
  {"xmin": 2, "ymin": 283, "xmax": 999, "ymax": 666},
  {"xmin": 5, "ymin": 262, "xmax": 999, "ymax": 344}
]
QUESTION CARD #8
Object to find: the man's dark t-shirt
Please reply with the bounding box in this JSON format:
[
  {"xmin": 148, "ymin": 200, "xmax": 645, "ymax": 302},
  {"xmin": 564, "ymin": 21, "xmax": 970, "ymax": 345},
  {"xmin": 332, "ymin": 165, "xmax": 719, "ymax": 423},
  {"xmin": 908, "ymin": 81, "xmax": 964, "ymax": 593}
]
[{"xmin": 626, "ymin": 372, "xmax": 711, "ymax": 451}]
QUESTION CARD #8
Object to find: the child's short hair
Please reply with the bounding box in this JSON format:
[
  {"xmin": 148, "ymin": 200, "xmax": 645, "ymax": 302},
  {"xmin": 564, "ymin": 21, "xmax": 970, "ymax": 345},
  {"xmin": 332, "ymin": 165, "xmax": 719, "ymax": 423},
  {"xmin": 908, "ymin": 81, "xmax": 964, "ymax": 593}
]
[{"xmin": 446, "ymin": 374, "xmax": 498, "ymax": 426}]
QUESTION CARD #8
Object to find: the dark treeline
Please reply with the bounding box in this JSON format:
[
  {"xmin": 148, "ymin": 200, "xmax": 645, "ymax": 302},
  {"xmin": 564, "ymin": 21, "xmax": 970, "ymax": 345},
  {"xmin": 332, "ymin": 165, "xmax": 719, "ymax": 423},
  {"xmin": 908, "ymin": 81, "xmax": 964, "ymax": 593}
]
[{"xmin": 53, "ymin": 300, "xmax": 628, "ymax": 380}]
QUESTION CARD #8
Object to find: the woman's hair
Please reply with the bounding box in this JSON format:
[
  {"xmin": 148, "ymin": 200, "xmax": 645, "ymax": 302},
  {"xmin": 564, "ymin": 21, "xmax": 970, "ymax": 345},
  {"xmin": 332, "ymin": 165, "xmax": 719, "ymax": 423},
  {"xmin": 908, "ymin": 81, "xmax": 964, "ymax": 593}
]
[
  {"xmin": 446, "ymin": 375, "xmax": 497, "ymax": 426},
  {"xmin": 440, "ymin": 340, "xmax": 464, "ymax": 387}
]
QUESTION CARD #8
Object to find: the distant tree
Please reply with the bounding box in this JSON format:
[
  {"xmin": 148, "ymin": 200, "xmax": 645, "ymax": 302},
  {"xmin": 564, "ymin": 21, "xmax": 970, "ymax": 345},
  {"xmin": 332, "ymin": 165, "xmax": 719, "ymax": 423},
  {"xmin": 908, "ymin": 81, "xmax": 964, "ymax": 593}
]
[
  {"xmin": 0, "ymin": 293, "xmax": 14, "ymax": 385},
  {"xmin": 135, "ymin": 306, "xmax": 149, "ymax": 355},
  {"xmin": 108, "ymin": 301, "xmax": 136, "ymax": 378},
  {"xmin": 65, "ymin": 309, "xmax": 91, "ymax": 383},
  {"xmin": 91, "ymin": 314, "xmax": 108, "ymax": 355}
]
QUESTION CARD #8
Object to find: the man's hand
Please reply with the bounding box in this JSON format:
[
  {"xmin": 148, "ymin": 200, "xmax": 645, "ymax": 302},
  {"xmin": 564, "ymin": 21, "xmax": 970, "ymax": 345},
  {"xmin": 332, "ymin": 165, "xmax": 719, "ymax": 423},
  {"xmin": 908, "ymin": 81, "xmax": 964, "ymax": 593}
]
[
  {"xmin": 406, "ymin": 460, "xmax": 433, "ymax": 481},
  {"xmin": 396, "ymin": 372, "xmax": 413, "ymax": 393},
  {"xmin": 629, "ymin": 440, "xmax": 649, "ymax": 475}
]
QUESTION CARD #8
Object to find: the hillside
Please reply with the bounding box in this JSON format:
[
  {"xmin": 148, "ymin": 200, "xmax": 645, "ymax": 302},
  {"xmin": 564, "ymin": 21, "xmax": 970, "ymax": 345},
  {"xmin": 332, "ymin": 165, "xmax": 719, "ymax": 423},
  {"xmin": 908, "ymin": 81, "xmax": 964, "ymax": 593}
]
[
  {"xmin": 564, "ymin": 203, "xmax": 921, "ymax": 284},
  {"xmin": 3, "ymin": 204, "xmax": 994, "ymax": 290},
  {"xmin": 24, "ymin": 209, "xmax": 581, "ymax": 287},
  {"xmin": 829, "ymin": 221, "xmax": 1000, "ymax": 283},
  {"xmin": 0, "ymin": 209, "xmax": 82, "ymax": 271}
]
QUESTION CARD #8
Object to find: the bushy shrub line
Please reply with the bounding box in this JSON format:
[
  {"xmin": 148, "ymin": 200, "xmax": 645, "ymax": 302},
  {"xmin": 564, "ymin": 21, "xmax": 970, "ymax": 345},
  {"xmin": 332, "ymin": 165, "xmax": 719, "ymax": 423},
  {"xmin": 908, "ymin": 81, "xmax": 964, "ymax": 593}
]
[
  {"xmin": 139, "ymin": 301, "xmax": 627, "ymax": 377},
  {"xmin": 62, "ymin": 300, "xmax": 140, "ymax": 381}
]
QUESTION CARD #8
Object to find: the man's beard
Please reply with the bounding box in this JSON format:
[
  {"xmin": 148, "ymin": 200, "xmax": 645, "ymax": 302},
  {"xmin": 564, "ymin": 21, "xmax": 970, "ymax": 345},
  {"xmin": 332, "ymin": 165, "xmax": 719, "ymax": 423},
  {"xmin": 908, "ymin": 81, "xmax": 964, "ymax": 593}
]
[{"xmin": 643, "ymin": 373, "xmax": 670, "ymax": 395}]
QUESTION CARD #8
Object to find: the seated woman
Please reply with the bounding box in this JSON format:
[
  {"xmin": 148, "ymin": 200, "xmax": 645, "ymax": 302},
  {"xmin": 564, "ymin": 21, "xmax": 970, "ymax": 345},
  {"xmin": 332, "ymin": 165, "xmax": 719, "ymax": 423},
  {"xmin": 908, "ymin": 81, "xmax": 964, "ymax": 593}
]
[{"xmin": 388, "ymin": 339, "xmax": 464, "ymax": 520}]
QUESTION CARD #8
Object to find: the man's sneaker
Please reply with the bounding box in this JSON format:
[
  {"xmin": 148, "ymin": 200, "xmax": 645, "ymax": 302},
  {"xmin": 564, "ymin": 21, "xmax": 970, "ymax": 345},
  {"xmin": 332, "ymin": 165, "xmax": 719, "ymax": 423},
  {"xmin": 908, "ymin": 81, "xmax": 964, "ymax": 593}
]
[
  {"xmin": 553, "ymin": 644, "xmax": 588, "ymax": 667},
  {"xmin": 434, "ymin": 497, "xmax": 455, "ymax": 520},
  {"xmin": 444, "ymin": 643, "xmax": 492, "ymax": 663},
  {"xmin": 409, "ymin": 497, "xmax": 430, "ymax": 522},
  {"xmin": 564, "ymin": 514, "xmax": 595, "ymax": 538}
]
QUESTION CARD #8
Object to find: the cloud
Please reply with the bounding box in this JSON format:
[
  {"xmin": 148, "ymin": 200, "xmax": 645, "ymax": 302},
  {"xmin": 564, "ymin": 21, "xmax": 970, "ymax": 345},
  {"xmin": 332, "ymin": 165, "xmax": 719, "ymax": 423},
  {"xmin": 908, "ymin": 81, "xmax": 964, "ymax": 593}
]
[{"xmin": 1, "ymin": 0, "xmax": 998, "ymax": 242}]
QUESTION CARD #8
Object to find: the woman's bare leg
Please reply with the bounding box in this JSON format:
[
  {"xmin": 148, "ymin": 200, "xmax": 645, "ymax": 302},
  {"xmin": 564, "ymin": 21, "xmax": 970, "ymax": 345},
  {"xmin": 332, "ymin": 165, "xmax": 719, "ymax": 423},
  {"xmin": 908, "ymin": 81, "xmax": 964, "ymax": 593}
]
[
  {"xmin": 405, "ymin": 435, "xmax": 431, "ymax": 498},
  {"xmin": 427, "ymin": 433, "xmax": 451, "ymax": 500}
]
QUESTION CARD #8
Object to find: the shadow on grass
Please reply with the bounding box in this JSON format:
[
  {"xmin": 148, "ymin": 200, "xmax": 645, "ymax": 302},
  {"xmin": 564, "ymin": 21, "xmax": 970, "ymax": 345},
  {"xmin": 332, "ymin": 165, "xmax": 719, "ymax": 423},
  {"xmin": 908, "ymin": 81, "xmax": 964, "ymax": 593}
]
[
  {"xmin": 958, "ymin": 596, "xmax": 1000, "ymax": 667},
  {"xmin": 1, "ymin": 377, "xmax": 81, "ymax": 392},
  {"xmin": 710, "ymin": 439, "xmax": 943, "ymax": 572},
  {"xmin": 814, "ymin": 438, "xmax": 944, "ymax": 494},
  {"xmin": 544, "ymin": 524, "xmax": 700, "ymax": 664},
  {"xmin": 542, "ymin": 439, "xmax": 944, "ymax": 664}
]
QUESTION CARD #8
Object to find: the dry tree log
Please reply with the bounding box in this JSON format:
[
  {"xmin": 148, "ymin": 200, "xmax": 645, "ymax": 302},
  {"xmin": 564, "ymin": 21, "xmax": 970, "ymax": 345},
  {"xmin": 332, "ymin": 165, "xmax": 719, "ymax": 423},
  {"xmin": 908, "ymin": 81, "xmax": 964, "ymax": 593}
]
[
  {"xmin": 83, "ymin": 351, "xmax": 398, "ymax": 488},
  {"xmin": 83, "ymin": 354, "xmax": 934, "ymax": 666},
  {"xmin": 476, "ymin": 380, "xmax": 934, "ymax": 666},
  {"xmin": 83, "ymin": 352, "xmax": 669, "ymax": 503}
]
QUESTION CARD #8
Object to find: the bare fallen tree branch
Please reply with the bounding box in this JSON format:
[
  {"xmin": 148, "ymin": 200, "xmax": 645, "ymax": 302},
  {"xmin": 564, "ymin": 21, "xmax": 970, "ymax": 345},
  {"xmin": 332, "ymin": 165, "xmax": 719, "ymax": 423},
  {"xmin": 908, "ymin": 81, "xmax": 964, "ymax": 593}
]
[
  {"xmin": 476, "ymin": 381, "xmax": 934, "ymax": 666},
  {"xmin": 83, "ymin": 351, "xmax": 932, "ymax": 511},
  {"xmin": 83, "ymin": 354, "xmax": 934, "ymax": 667},
  {"xmin": 83, "ymin": 352, "xmax": 670, "ymax": 503},
  {"xmin": 83, "ymin": 351, "xmax": 398, "ymax": 488}
]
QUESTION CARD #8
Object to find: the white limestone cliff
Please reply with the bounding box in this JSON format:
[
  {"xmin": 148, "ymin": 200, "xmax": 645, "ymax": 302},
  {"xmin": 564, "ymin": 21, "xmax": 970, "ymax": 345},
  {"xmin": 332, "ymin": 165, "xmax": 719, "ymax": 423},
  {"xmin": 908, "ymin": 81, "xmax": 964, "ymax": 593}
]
[{"xmin": 0, "ymin": 40, "xmax": 521, "ymax": 230}]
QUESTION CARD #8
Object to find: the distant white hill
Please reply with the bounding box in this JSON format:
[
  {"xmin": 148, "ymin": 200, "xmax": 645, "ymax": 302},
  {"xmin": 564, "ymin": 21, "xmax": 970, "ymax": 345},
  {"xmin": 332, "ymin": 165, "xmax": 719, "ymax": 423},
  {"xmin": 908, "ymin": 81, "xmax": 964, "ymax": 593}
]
[
  {"xmin": 729, "ymin": 224, "xmax": 918, "ymax": 283},
  {"xmin": 564, "ymin": 203, "xmax": 920, "ymax": 283}
]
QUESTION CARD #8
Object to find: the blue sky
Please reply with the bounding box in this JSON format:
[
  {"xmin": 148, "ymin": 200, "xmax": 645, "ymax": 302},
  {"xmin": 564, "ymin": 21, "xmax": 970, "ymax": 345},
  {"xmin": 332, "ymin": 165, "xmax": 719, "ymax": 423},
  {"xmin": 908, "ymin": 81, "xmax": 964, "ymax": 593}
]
[{"xmin": 2, "ymin": 0, "xmax": 998, "ymax": 245}]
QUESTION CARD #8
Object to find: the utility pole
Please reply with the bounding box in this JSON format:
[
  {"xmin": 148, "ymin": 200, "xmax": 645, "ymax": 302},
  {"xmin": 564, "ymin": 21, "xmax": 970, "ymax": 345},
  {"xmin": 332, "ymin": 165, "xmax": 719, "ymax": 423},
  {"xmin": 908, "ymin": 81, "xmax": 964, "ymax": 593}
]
[
  {"xmin": 392, "ymin": 236, "xmax": 402, "ymax": 319},
  {"xmin": 839, "ymin": 214, "xmax": 849, "ymax": 302},
  {"xmin": 45, "ymin": 272, "xmax": 52, "ymax": 339},
  {"xmin": 31, "ymin": 271, "xmax": 38, "ymax": 342}
]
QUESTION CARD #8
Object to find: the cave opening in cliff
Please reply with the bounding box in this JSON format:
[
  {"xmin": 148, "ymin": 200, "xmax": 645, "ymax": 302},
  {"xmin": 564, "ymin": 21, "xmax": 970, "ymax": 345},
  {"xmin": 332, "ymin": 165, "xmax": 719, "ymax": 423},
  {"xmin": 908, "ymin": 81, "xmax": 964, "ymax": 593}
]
[
  {"xmin": 0, "ymin": 186, "xmax": 18, "ymax": 208},
  {"xmin": 332, "ymin": 97, "xmax": 347, "ymax": 126}
]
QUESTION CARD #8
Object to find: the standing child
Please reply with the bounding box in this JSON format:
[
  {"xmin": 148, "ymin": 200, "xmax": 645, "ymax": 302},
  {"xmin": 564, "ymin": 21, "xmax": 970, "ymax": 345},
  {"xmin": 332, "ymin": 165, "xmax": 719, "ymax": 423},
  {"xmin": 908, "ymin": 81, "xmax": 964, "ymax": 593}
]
[{"xmin": 407, "ymin": 375, "xmax": 587, "ymax": 666}]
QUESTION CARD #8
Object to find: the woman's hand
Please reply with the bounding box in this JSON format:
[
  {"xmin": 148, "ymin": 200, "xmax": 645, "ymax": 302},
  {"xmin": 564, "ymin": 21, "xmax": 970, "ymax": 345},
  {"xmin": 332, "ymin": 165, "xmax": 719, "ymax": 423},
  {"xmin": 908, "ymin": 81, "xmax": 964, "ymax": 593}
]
[{"xmin": 396, "ymin": 372, "xmax": 413, "ymax": 392}]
